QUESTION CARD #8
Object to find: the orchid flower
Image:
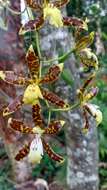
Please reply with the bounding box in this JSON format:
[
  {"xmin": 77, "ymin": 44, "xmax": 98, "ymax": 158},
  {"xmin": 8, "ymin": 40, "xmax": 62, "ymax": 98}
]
[
  {"xmin": 75, "ymin": 32, "xmax": 98, "ymax": 70},
  {"xmin": 19, "ymin": 0, "xmax": 88, "ymax": 35},
  {"xmin": 0, "ymin": 45, "xmax": 69, "ymax": 116},
  {"xmin": 8, "ymin": 103, "xmax": 65, "ymax": 163},
  {"xmin": 77, "ymin": 73, "xmax": 102, "ymax": 132}
]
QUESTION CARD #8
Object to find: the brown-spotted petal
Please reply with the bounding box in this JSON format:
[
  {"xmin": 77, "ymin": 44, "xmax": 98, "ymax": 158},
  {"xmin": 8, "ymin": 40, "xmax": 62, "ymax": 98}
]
[
  {"xmin": 84, "ymin": 103, "xmax": 102, "ymax": 126},
  {"xmin": 83, "ymin": 86, "xmax": 99, "ymax": 102},
  {"xmin": 26, "ymin": 45, "xmax": 40, "ymax": 78},
  {"xmin": 32, "ymin": 103, "xmax": 44, "ymax": 128},
  {"xmin": 43, "ymin": 140, "xmax": 64, "ymax": 163},
  {"xmin": 75, "ymin": 32, "xmax": 95, "ymax": 52},
  {"xmin": 15, "ymin": 143, "xmax": 30, "ymax": 161},
  {"xmin": 0, "ymin": 71, "xmax": 28, "ymax": 86},
  {"xmin": 25, "ymin": 0, "xmax": 42, "ymax": 10},
  {"xmin": 19, "ymin": 16, "xmax": 44, "ymax": 35},
  {"xmin": 8, "ymin": 118, "xmax": 33, "ymax": 134},
  {"xmin": 53, "ymin": 0, "xmax": 69, "ymax": 8},
  {"xmin": 41, "ymin": 88, "xmax": 69, "ymax": 108},
  {"xmin": 79, "ymin": 72, "xmax": 96, "ymax": 94},
  {"xmin": 40, "ymin": 63, "xmax": 64, "ymax": 84},
  {"xmin": 3, "ymin": 95, "xmax": 23, "ymax": 116},
  {"xmin": 63, "ymin": 17, "xmax": 88, "ymax": 30},
  {"xmin": 44, "ymin": 120, "xmax": 65, "ymax": 134},
  {"xmin": 79, "ymin": 48, "xmax": 99, "ymax": 70},
  {"xmin": 82, "ymin": 108, "xmax": 90, "ymax": 133}
]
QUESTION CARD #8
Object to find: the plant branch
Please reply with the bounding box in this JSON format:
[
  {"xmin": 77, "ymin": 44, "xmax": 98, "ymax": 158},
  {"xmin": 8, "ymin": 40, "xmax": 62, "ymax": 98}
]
[
  {"xmin": 42, "ymin": 48, "xmax": 75, "ymax": 64},
  {"xmin": 50, "ymin": 102, "xmax": 80, "ymax": 112}
]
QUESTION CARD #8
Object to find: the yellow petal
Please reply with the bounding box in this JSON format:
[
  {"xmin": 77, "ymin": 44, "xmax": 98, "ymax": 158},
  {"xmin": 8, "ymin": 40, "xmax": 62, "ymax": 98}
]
[
  {"xmin": 79, "ymin": 48, "xmax": 99, "ymax": 70},
  {"xmin": 58, "ymin": 63, "xmax": 64, "ymax": 72},
  {"xmin": 60, "ymin": 120, "xmax": 65, "ymax": 126},
  {"xmin": 32, "ymin": 127, "xmax": 44, "ymax": 134},
  {"xmin": 85, "ymin": 103, "xmax": 103, "ymax": 126},
  {"xmin": 28, "ymin": 151, "xmax": 42, "ymax": 164},
  {"xmin": 95, "ymin": 109, "xmax": 103, "ymax": 126},
  {"xmin": 0, "ymin": 71, "xmax": 5, "ymax": 80},
  {"xmin": 43, "ymin": 3, "xmax": 63, "ymax": 27},
  {"xmin": 23, "ymin": 84, "xmax": 43, "ymax": 105},
  {"xmin": 82, "ymin": 18, "xmax": 89, "ymax": 31},
  {"xmin": 75, "ymin": 32, "xmax": 95, "ymax": 52}
]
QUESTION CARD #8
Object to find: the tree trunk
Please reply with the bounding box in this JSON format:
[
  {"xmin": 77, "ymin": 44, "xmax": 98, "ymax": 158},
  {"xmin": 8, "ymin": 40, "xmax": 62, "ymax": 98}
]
[
  {"xmin": 40, "ymin": 7, "xmax": 99, "ymax": 190},
  {"xmin": 0, "ymin": 0, "xmax": 32, "ymax": 186}
]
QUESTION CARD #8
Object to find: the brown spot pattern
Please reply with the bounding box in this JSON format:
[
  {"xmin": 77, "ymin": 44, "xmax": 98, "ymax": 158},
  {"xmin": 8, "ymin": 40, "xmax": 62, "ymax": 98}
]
[
  {"xmin": 54, "ymin": 0, "xmax": 69, "ymax": 8},
  {"xmin": 43, "ymin": 140, "xmax": 64, "ymax": 162},
  {"xmin": 26, "ymin": 47, "xmax": 40, "ymax": 78},
  {"xmin": 9, "ymin": 119, "xmax": 33, "ymax": 134},
  {"xmin": 41, "ymin": 88, "xmax": 69, "ymax": 108},
  {"xmin": 20, "ymin": 16, "xmax": 44, "ymax": 34},
  {"xmin": 45, "ymin": 121, "xmax": 61, "ymax": 134},
  {"xmin": 3, "ymin": 95, "xmax": 23, "ymax": 115},
  {"xmin": 63, "ymin": 17, "xmax": 84, "ymax": 28},
  {"xmin": 15, "ymin": 144, "xmax": 30, "ymax": 161},
  {"xmin": 40, "ymin": 65, "xmax": 61, "ymax": 84},
  {"xmin": 32, "ymin": 104, "xmax": 44, "ymax": 127}
]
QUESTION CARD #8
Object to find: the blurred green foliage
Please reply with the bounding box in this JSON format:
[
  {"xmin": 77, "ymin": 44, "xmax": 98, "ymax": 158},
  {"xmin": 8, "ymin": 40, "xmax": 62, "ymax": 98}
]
[
  {"xmin": 0, "ymin": 146, "xmax": 13, "ymax": 190},
  {"xmin": 92, "ymin": 54, "xmax": 107, "ymax": 187}
]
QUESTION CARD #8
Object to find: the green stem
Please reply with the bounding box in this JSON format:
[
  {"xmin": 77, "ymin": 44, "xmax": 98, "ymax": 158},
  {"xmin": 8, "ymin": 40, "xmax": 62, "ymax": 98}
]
[
  {"xmin": 35, "ymin": 32, "xmax": 42, "ymax": 59},
  {"xmin": 42, "ymin": 48, "xmax": 75, "ymax": 64},
  {"xmin": 45, "ymin": 100, "xmax": 51, "ymax": 125},
  {"xmin": 50, "ymin": 102, "xmax": 80, "ymax": 112},
  {"xmin": 48, "ymin": 111, "xmax": 51, "ymax": 125},
  {"xmin": 35, "ymin": 31, "xmax": 42, "ymax": 77}
]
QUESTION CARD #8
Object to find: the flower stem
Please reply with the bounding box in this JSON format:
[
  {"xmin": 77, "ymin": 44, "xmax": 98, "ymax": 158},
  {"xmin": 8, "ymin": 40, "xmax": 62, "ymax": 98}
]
[
  {"xmin": 48, "ymin": 110, "xmax": 51, "ymax": 125},
  {"xmin": 35, "ymin": 31, "xmax": 42, "ymax": 77},
  {"xmin": 45, "ymin": 100, "xmax": 51, "ymax": 124},
  {"xmin": 50, "ymin": 102, "xmax": 80, "ymax": 112},
  {"xmin": 42, "ymin": 48, "xmax": 75, "ymax": 64}
]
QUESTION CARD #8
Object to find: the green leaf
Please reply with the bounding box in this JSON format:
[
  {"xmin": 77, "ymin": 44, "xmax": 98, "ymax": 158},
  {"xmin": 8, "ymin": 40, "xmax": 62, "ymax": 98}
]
[
  {"xmin": 99, "ymin": 168, "xmax": 107, "ymax": 177},
  {"xmin": 61, "ymin": 69, "xmax": 74, "ymax": 86}
]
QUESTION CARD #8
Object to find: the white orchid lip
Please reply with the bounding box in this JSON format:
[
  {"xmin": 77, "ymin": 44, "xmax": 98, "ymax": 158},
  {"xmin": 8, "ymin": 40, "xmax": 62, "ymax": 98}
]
[{"xmin": 28, "ymin": 134, "xmax": 43, "ymax": 164}]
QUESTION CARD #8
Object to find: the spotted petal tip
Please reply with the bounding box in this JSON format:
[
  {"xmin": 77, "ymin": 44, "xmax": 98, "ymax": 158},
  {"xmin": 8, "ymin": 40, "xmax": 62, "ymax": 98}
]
[
  {"xmin": 3, "ymin": 108, "xmax": 13, "ymax": 117},
  {"xmin": 58, "ymin": 63, "xmax": 64, "ymax": 72},
  {"xmin": 19, "ymin": 26, "xmax": 25, "ymax": 35},
  {"xmin": 0, "ymin": 71, "xmax": 5, "ymax": 80},
  {"xmin": 60, "ymin": 120, "xmax": 65, "ymax": 126},
  {"xmin": 82, "ymin": 18, "xmax": 89, "ymax": 31},
  {"xmin": 29, "ymin": 44, "xmax": 33, "ymax": 50},
  {"xmin": 59, "ymin": 158, "xmax": 65, "ymax": 164}
]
